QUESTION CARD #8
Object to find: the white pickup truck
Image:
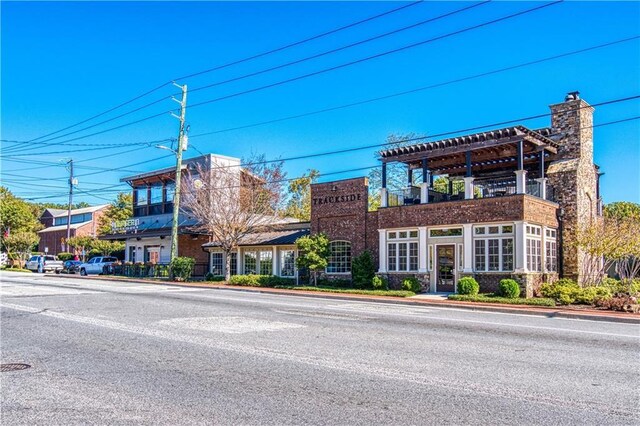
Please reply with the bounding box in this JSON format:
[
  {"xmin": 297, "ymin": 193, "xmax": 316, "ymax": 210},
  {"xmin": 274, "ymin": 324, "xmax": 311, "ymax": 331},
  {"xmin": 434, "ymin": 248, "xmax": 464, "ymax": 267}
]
[
  {"xmin": 78, "ymin": 256, "xmax": 118, "ymax": 276},
  {"xmin": 25, "ymin": 255, "xmax": 64, "ymax": 273}
]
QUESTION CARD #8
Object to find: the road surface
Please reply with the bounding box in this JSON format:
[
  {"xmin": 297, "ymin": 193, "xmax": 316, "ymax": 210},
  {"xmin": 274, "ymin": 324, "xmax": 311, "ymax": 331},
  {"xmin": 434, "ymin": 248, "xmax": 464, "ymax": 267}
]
[{"xmin": 1, "ymin": 271, "xmax": 638, "ymax": 425}]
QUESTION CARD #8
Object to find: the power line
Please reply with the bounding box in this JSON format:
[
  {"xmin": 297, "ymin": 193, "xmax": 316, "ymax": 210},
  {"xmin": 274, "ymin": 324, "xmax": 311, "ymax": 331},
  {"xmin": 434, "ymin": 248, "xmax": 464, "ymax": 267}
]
[
  {"xmin": 9, "ymin": 113, "xmax": 638, "ymax": 202},
  {"xmin": 186, "ymin": 2, "xmax": 563, "ymax": 111},
  {"xmin": 4, "ymin": 1, "xmax": 560, "ymax": 152},
  {"xmin": 188, "ymin": 35, "xmax": 640, "ymax": 139},
  {"xmin": 22, "ymin": 1, "xmax": 423, "ymax": 145}
]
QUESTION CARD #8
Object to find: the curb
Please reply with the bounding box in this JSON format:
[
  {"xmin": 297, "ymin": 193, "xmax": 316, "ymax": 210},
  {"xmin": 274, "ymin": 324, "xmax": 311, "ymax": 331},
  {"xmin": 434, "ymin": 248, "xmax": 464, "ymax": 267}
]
[{"xmin": 32, "ymin": 273, "xmax": 640, "ymax": 325}]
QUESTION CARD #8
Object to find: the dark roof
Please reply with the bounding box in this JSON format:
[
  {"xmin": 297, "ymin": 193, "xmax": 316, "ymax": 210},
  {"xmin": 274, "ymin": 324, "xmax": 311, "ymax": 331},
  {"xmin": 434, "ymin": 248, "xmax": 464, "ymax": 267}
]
[
  {"xmin": 380, "ymin": 125, "xmax": 557, "ymax": 159},
  {"xmin": 202, "ymin": 228, "xmax": 310, "ymax": 248}
]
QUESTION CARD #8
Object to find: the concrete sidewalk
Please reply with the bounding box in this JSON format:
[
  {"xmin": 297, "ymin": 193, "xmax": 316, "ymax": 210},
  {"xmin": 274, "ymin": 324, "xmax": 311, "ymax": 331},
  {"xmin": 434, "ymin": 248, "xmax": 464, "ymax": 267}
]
[{"xmin": 43, "ymin": 273, "xmax": 640, "ymax": 324}]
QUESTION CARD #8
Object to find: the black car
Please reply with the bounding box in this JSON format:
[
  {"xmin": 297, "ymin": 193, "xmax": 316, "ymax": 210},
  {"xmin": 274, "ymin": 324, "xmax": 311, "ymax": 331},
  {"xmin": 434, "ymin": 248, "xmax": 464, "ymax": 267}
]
[{"xmin": 59, "ymin": 260, "xmax": 82, "ymax": 274}]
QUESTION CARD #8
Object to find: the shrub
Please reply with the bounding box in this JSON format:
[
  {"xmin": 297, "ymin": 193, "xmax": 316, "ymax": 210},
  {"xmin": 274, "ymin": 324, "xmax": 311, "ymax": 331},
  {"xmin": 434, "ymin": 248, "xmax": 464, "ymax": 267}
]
[
  {"xmin": 601, "ymin": 277, "xmax": 640, "ymax": 295},
  {"xmin": 540, "ymin": 279, "xmax": 581, "ymax": 305},
  {"xmin": 351, "ymin": 251, "xmax": 376, "ymax": 289},
  {"xmin": 449, "ymin": 294, "xmax": 555, "ymax": 307},
  {"xmin": 57, "ymin": 252, "xmax": 74, "ymax": 261},
  {"xmin": 170, "ymin": 256, "xmax": 195, "ymax": 281},
  {"xmin": 228, "ymin": 274, "xmax": 295, "ymax": 287},
  {"xmin": 595, "ymin": 294, "xmax": 639, "ymax": 312},
  {"xmin": 204, "ymin": 272, "xmax": 225, "ymax": 282},
  {"xmin": 574, "ymin": 286, "xmax": 611, "ymax": 305},
  {"xmin": 402, "ymin": 277, "xmax": 421, "ymax": 293},
  {"xmin": 457, "ymin": 277, "xmax": 479, "ymax": 295},
  {"xmin": 498, "ymin": 279, "xmax": 520, "ymax": 299},
  {"xmin": 372, "ymin": 275, "xmax": 388, "ymax": 290}
]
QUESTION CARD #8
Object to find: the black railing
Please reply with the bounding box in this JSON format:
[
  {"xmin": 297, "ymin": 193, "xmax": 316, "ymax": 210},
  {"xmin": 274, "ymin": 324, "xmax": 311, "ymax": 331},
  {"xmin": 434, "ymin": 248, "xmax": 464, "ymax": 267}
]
[
  {"xmin": 385, "ymin": 177, "xmax": 556, "ymax": 206},
  {"xmin": 104, "ymin": 262, "xmax": 209, "ymax": 278}
]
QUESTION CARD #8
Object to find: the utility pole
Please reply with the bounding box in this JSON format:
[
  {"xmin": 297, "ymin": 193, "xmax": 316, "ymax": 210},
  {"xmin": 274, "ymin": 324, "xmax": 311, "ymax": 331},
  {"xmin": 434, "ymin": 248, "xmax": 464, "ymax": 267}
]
[
  {"xmin": 65, "ymin": 159, "xmax": 74, "ymax": 252},
  {"xmin": 169, "ymin": 82, "xmax": 188, "ymax": 263}
]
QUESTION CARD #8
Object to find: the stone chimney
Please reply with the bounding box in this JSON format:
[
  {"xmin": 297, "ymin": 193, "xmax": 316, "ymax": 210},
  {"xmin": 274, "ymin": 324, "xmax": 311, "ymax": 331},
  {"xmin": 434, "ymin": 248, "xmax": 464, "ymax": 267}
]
[{"xmin": 547, "ymin": 92, "xmax": 600, "ymax": 283}]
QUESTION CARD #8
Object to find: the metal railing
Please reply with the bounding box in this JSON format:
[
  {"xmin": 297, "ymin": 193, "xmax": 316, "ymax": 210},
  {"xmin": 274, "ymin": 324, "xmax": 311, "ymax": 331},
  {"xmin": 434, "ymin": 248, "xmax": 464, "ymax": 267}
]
[{"xmin": 385, "ymin": 177, "xmax": 556, "ymax": 206}]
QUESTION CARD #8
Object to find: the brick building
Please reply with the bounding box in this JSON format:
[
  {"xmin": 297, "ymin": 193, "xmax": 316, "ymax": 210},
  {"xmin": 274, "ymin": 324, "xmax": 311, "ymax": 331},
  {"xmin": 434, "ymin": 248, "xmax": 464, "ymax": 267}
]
[
  {"xmin": 310, "ymin": 92, "xmax": 601, "ymax": 296},
  {"xmin": 38, "ymin": 205, "xmax": 108, "ymax": 255},
  {"xmin": 101, "ymin": 153, "xmax": 304, "ymax": 277}
]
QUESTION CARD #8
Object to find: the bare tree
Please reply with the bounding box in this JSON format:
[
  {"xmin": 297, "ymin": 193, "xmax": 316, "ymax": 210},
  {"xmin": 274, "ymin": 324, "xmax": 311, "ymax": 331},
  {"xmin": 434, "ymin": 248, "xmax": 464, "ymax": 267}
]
[{"xmin": 180, "ymin": 158, "xmax": 285, "ymax": 281}]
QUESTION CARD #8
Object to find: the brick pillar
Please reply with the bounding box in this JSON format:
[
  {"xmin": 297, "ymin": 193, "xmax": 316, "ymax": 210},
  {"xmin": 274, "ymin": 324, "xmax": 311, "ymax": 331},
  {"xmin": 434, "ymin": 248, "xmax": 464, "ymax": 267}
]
[{"xmin": 546, "ymin": 92, "xmax": 599, "ymax": 284}]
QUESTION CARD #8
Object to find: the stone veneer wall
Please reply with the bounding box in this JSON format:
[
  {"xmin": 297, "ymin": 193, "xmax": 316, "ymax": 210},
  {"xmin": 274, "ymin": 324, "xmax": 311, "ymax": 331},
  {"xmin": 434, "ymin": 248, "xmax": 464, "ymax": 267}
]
[{"xmin": 547, "ymin": 97, "xmax": 600, "ymax": 283}]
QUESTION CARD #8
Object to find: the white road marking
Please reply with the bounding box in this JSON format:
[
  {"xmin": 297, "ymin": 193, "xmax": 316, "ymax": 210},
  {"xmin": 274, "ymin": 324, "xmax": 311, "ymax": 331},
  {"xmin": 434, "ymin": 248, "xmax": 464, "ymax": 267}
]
[
  {"xmin": 157, "ymin": 316, "xmax": 305, "ymax": 334},
  {"xmin": 0, "ymin": 301, "xmax": 634, "ymax": 418}
]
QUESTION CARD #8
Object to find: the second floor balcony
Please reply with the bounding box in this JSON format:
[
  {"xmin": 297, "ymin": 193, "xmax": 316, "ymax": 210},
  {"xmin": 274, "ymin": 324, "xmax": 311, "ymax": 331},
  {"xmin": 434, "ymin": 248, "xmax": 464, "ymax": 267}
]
[{"xmin": 378, "ymin": 125, "xmax": 559, "ymax": 209}]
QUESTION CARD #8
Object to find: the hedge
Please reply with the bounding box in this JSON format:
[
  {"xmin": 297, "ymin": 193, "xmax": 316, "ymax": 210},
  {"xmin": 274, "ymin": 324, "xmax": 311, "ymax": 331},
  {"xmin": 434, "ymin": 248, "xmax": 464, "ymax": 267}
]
[
  {"xmin": 274, "ymin": 285, "xmax": 415, "ymax": 297},
  {"xmin": 448, "ymin": 294, "xmax": 556, "ymax": 307},
  {"xmin": 228, "ymin": 274, "xmax": 295, "ymax": 287}
]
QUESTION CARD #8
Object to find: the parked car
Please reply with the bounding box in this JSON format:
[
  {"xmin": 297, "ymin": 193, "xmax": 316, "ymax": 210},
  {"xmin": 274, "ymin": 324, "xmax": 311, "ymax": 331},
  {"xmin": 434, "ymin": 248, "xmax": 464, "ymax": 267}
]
[
  {"xmin": 0, "ymin": 252, "xmax": 7, "ymax": 267},
  {"xmin": 78, "ymin": 256, "xmax": 118, "ymax": 276},
  {"xmin": 25, "ymin": 255, "xmax": 64, "ymax": 273},
  {"xmin": 58, "ymin": 260, "xmax": 82, "ymax": 274}
]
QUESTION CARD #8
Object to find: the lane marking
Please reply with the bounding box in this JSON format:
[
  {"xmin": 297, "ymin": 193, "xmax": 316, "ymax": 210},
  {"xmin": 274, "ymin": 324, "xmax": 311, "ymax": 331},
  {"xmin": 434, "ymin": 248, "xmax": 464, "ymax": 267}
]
[{"xmin": 0, "ymin": 301, "xmax": 635, "ymax": 418}]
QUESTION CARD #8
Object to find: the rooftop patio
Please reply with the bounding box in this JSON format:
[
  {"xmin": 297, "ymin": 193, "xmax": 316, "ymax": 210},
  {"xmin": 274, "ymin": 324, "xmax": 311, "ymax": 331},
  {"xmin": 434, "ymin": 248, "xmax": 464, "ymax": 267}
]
[{"xmin": 378, "ymin": 125, "xmax": 558, "ymax": 207}]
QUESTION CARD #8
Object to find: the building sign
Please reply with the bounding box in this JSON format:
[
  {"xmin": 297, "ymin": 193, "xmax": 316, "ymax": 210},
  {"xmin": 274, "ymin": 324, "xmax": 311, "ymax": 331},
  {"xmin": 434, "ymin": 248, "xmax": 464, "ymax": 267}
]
[
  {"xmin": 312, "ymin": 193, "xmax": 363, "ymax": 206},
  {"xmin": 111, "ymin": 218, "xmax": 140, "ymax": 234}
]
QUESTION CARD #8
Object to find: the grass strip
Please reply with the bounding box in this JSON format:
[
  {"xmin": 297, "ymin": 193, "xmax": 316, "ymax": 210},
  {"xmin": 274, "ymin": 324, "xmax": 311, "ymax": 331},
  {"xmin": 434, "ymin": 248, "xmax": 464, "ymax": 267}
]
[
  {"xmin": 448, "ymin": 294, "xmax": 556, "ymax": 307},
  {"xmin": 274, "ymin": 285, "xmax": 415, "ymax": 298}
]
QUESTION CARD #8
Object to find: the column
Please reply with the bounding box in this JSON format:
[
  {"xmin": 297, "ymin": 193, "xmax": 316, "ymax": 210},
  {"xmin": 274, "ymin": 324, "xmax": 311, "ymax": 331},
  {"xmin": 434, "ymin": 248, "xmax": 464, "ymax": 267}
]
[
  {"xmin": 418, "ymin": 226, "xmax": 428, "ymax": 273},
  {"xmin": 237, "ymin": 247, "xmax": 243, "ymax": 275},
  {"xmin": 462, "ymin": 223, "xmax": 473, "ymax": 273},
  {"xmin": 420, "ymin": 158, "xmax": 429, "ymax": 204},
  {"xmin": 380, "ymin": 162, "xmax": 388, "ymax": 208},
  {"xmin": 541, "ymin": 226, "xmax": 548, "ymax": 273},
  {"xmin": 272, "ymin": 246, "xmax": 278, "ymax": 276},
  {"xmin": 536, "ymin": 150, "xmax": 547, "ymax": 199},
  {"xmin": 514, "ymin": 221, "xmax": 527, "ymax": 272},
  {"xmin": 463, "ymin": 177, "xmax": 475, "ymax": 200},
  {"xmin": 515, "ymin": 140, "xmax": 527, "ymax": 194},
  {"xmin": 378, "ymin": 229, "xmax": 387, "ymax": 273}
]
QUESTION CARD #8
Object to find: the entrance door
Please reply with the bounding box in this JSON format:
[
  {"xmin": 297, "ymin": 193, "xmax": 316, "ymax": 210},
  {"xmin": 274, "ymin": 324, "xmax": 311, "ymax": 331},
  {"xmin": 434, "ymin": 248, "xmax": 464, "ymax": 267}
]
[{"xmin": 436, "ymin": 245, "xmax": 456, "ymax": 292}]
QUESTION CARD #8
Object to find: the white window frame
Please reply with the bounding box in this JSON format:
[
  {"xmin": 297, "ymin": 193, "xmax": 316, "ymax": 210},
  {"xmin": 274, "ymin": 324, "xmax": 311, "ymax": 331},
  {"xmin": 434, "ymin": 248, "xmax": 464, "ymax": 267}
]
[
  {"xmin": 545, "ymin": 230, "xmax": 558, "ymax": 272},
  {"xmin": 280, "ymin": 250, "xmax": 296, "ymax": 277},
  {"xmin": 473, "ymin": 224, "xmax": 515, "ymax": 272},
  {"xmin": 386, "ymin": 230, "xmax": 419, "ymax": 273}
]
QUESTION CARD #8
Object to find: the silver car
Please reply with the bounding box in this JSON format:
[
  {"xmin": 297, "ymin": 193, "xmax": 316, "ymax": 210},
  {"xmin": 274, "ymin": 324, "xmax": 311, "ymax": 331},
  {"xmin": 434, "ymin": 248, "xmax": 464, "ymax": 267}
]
[{"xmin": 25, "ymin": 255, "xmax": 64, "ymax": 273}]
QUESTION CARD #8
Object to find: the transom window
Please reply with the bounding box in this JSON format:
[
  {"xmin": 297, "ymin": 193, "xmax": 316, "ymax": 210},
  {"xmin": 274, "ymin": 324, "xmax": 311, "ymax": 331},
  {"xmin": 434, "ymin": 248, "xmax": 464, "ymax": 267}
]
[
  {"xmin": 327, "ymin": 241, "xmax": 351, "ymax": 273},
  {"xmin": 388, "ymin": 230, "xmax": 418, "ymax": 239},
  {"xmin": 474, "ymin": 225, "xmax": 514, "ymax": 235},
  {"xmin": 430, "ymin": 228, "xmax": 462, "ymax": 237}
]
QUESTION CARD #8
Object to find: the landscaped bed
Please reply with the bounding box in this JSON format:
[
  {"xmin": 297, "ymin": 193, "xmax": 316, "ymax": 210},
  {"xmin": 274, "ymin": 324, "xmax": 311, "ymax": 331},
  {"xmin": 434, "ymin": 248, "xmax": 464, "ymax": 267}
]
[
  {"xmin": 273, "ymin": 285, "xmax": 415, "ymax": 298},
  {"xmin": 448, "ymin": 294, "xmax": 556, "ymax": 307}
]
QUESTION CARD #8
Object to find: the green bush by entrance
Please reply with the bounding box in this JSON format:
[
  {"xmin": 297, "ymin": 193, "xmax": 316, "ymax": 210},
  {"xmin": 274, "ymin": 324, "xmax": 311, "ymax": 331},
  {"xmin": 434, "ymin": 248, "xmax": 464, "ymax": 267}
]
[
  {"xmin": 498, "ymin": 279, "xmax": 520, "ymax": 299},
  {"xmin": 457, "ymin": 277, "xmax": 479, "ymax": 295},
  {"xmin": 402, "ymin": 277, "xmax": 421, "ymax": 293},
  {"xmin": 372, "ymin": 275, "xmax": 388, "ymax": 290}
]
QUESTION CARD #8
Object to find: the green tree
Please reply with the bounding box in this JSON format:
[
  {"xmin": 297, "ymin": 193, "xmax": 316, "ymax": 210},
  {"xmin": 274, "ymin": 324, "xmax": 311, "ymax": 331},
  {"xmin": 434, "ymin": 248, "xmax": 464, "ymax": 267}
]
[
  {"xmin": 4, "ymin": 231, "xmax": 39, "ymax": 264},
  {"xmin": 97, "ymin": 192, "xmax": 133, "ymax": 235},
  {"xmin": 91, "ymin": 239, "xmax": 125, "ymax": 256},
  {"xmin": 295, "ymin": 233, "xmax": 330, "ymax": 286},
  {"xmin": 351, "ymin": 250, "xmax": 376, "ymax": 289},
  {"xmin": 605, "ymin": 202, "xmax": 640, "ymax": 221},
  {"xmin": 283, "ymin": 169, "xmax": 319, "ymax": 221},
  {"xmin": 368, "ymin": 133, "xmax": 427, "ymax": 211},
  {"xmin": 0, "ymin": 187, "xmax": 41, "ymax": 235}
]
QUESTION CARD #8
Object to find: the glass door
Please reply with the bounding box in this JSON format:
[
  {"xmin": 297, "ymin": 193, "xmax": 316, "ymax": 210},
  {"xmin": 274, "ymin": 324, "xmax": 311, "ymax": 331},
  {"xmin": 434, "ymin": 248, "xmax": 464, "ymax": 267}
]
[{"xmin": 436, "ymin": 245, "xmax": 456, "ymax": 292}]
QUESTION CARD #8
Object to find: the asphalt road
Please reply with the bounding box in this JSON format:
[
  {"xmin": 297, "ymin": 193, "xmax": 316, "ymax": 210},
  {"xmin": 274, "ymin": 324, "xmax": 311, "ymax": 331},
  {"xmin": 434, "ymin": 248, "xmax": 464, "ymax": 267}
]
[{"xmin": 1, "ymin": 271, "xmax": 638, "ymax": 425}]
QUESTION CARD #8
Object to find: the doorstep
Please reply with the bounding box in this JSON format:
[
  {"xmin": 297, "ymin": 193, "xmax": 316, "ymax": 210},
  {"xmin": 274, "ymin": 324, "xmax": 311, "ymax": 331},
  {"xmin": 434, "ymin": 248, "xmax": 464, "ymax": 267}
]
[{"xmin": 51, "ymin": 274, "xmax": 640, "ymax": 324}]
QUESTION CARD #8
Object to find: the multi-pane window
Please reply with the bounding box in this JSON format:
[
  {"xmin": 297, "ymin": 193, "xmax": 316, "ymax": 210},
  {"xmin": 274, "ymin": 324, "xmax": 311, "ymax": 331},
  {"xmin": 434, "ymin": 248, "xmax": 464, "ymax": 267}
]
[
  {"xmin": 229, "ymin": 252, "xmax": 238, "ymax": 276},
  {"xmin": 526, "ymin": 225, "xmax": 542, "ymax": 272},
  {"xmin": 387, "ymin": 231, "xmax": 418, "ymax": 272},
  {"xmin": 430, "ymin": 228, "xmax": 462, "ymax": 237},
  {"xmin": 474, "ymin": 224, "xmax": 514, "ymax": 272},
  {"xmin": 281, "ymin": 250, "xmax": 295, "ymax": 277},
  {"xmin": 244, "ymin": 251, "xmax": 257, "ymax": 274},
  {"xmin": 388, "ymin": 243, "xmax": 397, "ymax": 271},
  {"xmin": 545, "ymin": 229, "xmax": 558, "ymax": 272},
  {"xmin": 474, "ymin": 240, "xmax": 486, "ymax": 271},
  {"xmin": 488, "ymin": 239, "xmax": 500, "ymax": 271},
  {"xmin": 327, "ymin": 241, "xmax": 351, "ymax": 273},
  {"xmin": 211, "ymin": 253, "xmax": 224, "ymax": 276},
  {"xmin": 259, "ymin": 251, "xmax": 273, "ymax": 275}
]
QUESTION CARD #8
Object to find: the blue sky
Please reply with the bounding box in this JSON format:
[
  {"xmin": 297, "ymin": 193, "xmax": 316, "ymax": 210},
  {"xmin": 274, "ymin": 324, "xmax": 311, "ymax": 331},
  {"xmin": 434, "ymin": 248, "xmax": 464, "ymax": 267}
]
[{"xmin": 2, "ymin": 1, "xmax": 639, "ymax": 205}]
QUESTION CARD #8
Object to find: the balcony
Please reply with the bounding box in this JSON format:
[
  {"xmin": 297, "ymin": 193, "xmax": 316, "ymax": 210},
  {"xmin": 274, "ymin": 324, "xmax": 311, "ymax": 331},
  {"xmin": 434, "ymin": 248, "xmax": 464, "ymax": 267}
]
[{"xmin": 385, "ymin": 177, "xmax": 555, "ymax": 207}]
